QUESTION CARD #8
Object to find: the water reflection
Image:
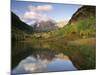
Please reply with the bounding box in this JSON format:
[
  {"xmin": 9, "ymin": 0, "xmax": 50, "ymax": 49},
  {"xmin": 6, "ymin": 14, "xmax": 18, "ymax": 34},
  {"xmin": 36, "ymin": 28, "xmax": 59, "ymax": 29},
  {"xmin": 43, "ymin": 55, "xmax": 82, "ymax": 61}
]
[
  {"xmin": 12, "ymin": 53, "xmax": 76, "ymax": 74},
  {"xmin": 12, "ymin": 42, "xmax": 77, "ymax": 74}
]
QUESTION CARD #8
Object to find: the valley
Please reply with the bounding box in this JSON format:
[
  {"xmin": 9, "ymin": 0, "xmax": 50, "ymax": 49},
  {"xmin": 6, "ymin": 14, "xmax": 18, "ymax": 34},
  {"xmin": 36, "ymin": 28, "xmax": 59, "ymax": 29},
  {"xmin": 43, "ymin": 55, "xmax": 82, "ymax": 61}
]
[{"xmin": 11, "ymin": 5, "xmax": 96, "ymax": 74}]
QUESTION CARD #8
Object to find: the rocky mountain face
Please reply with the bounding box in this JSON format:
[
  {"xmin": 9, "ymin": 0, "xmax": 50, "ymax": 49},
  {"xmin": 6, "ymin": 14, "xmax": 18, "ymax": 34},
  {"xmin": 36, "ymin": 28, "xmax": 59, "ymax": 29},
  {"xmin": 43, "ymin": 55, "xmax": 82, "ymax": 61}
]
[
  {"xmin": 68, "ymin": 6, "xmax": 96, "ymax": 25},
  {"xmin": 32, "ymin": 20, "xmax": 58, "ymax": 32}
]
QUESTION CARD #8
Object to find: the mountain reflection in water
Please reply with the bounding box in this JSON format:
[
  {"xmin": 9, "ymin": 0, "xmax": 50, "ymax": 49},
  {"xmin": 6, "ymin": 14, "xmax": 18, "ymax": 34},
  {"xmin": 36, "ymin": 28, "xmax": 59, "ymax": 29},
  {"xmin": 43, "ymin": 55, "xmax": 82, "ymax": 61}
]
[
  {"xmin": 12, "ymin": 53, "xmax": 76, "ymax": 74},
  {"xmin": 12, "ymin": 42, "xmax": 77, "ymax": 74}
]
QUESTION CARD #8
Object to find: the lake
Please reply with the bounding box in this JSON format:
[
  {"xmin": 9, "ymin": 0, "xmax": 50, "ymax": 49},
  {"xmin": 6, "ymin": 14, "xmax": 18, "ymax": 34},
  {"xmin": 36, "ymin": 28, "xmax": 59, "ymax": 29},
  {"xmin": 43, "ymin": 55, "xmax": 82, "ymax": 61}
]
[{"xmin": 11, "ymin": 41, "xmax": 77, "ymax": 74}]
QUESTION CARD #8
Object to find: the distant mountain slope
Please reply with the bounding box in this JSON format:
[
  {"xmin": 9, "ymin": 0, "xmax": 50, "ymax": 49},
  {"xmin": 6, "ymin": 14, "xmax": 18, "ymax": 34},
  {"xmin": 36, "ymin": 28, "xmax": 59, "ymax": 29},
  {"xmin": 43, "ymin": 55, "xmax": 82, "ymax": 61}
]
[
  {"xmin": 68, "ymin": 6, "xmax": 96, "ymax": 25},
  {"xmin": 11, "ymin": 12, "xmax": 33, "ymax": 33},
  {"xmin": 32, "ymin": 20, "xmax": 58, "ymax": 32},
  {"xmin": 11, "ymin": 12, "xmax": 33, "ymax": 41},
  {"xmin": 56, "ymin": 20, "xmax": 68, "ymax": 28},
  {"xmin": 50, "ymin": 6, "xmax": 96, "ymax": 40}
]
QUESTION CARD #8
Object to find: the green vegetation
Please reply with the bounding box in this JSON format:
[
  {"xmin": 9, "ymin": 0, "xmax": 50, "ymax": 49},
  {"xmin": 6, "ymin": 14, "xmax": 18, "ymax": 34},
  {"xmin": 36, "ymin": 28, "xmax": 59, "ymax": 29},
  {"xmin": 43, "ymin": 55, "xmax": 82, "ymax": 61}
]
[
  {"xmin": 48, "ymin": 15, "xmax": 96, "ymax": 41},
  {"xmin": 11, "ymin": 12, "xmax": 34, "ymax": 41},
  {"xmin": 12, "ymin": 38, "xmax": 96, "ymax": 70},
  {"xmin": 64, "ymin": 43, "xmax": 96, "ymax": 69},
  {"xmin": 12, "ymin": 6, "xmax": 96, "ymax": 70},
  {"xmin": 50, "ymin": 41, "xmax": 95, "ymax": 69}
]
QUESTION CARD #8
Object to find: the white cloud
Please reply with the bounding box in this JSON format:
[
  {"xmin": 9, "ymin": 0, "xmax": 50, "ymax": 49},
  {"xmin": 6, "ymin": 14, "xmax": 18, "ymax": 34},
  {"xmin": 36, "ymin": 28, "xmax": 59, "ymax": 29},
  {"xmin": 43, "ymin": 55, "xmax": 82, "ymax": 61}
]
[
  {"xmin": 20, "ymin": 5, "xmax": 53, "ymax": 25},
  {"xmin": 23, "ymin": 11, "xmax": 51, "ymax": 22},
  {"xmin": 29, "ymin": 5, "xmax": 53, "ymax": 12},
  {"xmin": 24, "ymin": 11, "xmax": 40, "ymax": 19}
]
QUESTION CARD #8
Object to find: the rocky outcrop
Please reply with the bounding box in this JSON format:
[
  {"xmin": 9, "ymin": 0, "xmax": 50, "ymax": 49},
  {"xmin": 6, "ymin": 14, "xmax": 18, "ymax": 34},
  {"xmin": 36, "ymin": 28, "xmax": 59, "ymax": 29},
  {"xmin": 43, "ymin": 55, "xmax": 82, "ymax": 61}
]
[{"xmin": 32, "ymin": 20, "xmax": 58, "ymax": 32}]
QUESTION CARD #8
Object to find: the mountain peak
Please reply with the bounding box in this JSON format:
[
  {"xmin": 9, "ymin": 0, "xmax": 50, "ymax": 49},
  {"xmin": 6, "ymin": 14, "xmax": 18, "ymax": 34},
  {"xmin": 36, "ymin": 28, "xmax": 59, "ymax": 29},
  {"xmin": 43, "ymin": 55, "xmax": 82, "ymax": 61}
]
[{"xmin": 32, "ymin": 19, "xmax": 58, "ymax": 32}]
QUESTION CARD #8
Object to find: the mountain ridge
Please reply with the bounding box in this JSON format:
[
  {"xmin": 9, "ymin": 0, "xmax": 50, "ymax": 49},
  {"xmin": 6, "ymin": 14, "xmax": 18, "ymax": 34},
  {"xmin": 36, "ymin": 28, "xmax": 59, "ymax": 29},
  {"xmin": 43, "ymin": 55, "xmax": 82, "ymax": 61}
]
[
  {"xmin": 68, "ymin": 5, "xmax": 96, "ymax": 25},
  {"xmin": 11, "ymin": 12, "xmax": 34, "ymax": 41},
  {"xmin": 32, "ymin": 20, "xmax": 58, "ymax": 32}
]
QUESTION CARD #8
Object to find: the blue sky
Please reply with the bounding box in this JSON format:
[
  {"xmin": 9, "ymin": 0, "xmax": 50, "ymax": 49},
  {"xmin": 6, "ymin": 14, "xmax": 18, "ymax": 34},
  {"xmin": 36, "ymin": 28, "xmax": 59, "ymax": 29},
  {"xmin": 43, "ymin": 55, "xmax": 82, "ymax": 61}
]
[{"xmin": 11, "ymin": 0, "xmax": 82, "ymax": 25}]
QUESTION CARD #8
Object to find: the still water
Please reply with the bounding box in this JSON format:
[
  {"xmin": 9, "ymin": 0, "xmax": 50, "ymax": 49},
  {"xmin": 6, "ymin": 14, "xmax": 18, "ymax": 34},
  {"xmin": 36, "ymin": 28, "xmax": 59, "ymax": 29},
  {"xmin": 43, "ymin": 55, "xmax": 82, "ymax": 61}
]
[{"xmin": 11, "ymin": 42, "xmax": 77, "ymax": 74}]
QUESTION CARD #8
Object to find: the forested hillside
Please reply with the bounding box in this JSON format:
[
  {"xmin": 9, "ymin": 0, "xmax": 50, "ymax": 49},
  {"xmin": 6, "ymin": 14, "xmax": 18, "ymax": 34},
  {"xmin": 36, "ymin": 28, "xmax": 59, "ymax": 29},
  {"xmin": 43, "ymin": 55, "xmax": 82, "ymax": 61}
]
[
  {"xmin": 11, "ymin": 12, "xmax": 33, "ymax": 41},
  {"xmin": 50, "ymin": 6, "xmax": 96, "ymax": 40}
]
